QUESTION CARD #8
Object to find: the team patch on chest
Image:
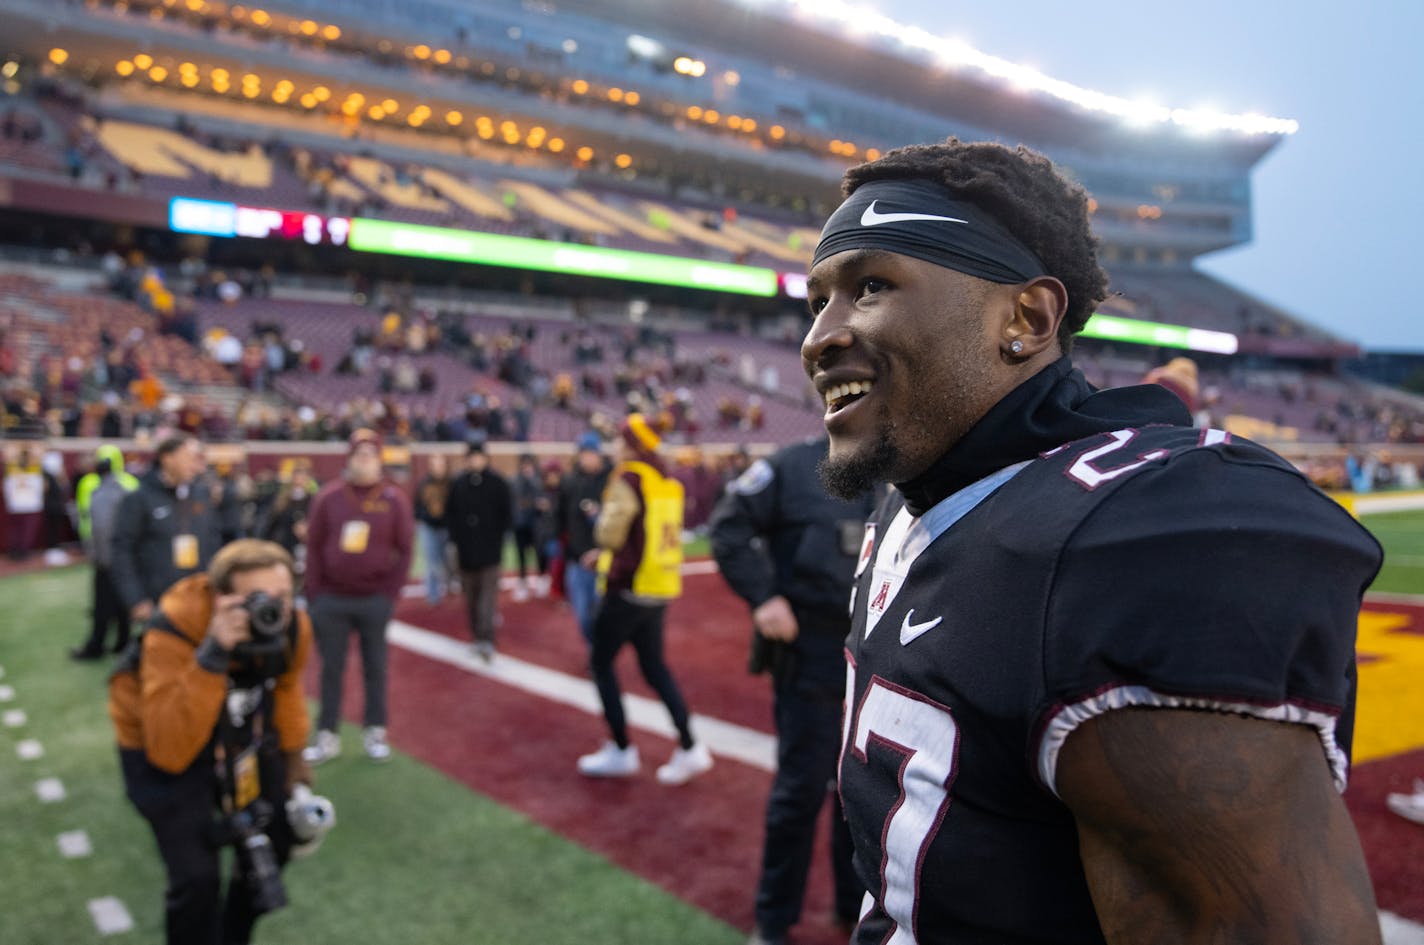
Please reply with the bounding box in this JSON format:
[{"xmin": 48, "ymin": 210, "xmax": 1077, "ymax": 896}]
[
  {"xmin": 863, "ymin": 566, "xmax": 910, "ymax": 639},
  {"xmin": 863, "ymin": 509, "xmax": 916, "ymax": 639}
]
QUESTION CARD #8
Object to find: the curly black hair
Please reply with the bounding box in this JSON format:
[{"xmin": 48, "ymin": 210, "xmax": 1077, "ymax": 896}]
[{"xmin": 842, "ymin": 139, "xmax": 1107, "ymax": 350}]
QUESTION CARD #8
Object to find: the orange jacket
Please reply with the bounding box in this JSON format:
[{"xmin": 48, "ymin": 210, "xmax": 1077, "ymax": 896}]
[{"xmin": 109, "ymin": 574, "xmax": 313, "ymax": 781}]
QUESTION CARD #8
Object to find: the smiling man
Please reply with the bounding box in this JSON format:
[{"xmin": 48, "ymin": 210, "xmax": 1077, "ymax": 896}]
[{"xmin": 803, "ymin": 140, "xmax": 1384, "ymax": 944}]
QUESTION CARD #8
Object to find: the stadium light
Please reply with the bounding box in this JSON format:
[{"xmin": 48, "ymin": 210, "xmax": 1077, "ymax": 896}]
[{"xmin": 755, "ymin": 0, "xmax": 1297, "ymax": 135}]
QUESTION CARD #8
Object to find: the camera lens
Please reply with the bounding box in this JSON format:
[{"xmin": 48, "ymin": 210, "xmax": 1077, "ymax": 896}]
[{"xmin": 243, "ymin": 591, "xmax": 285, "ymax": 639}]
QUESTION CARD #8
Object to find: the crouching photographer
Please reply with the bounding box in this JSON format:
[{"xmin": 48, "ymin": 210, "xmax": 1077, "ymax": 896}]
[{"xmin": 108, "ymin": 539, "xmax": 335, "ymax": 945}]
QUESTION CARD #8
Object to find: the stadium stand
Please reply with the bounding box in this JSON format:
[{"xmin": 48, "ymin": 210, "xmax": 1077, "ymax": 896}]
[{"xmin": 0, "ymin": 0, "xmax": 1420, "ymax": 462}]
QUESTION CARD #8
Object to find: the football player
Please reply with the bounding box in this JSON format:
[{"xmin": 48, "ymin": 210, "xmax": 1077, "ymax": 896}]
[{"xmin": 803, "ymin": 140, "xmax": 1383, "ymax": 944}]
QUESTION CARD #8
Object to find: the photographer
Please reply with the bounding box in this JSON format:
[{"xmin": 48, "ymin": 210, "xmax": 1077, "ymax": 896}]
[{"xmin": 109, "ymin": 539, "xmax": 332, "ymax": 945}]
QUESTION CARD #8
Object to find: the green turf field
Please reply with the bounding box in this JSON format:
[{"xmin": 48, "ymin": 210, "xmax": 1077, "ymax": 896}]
[
  {"xmin": 1361, "ymin": 509, "xmax": 1424, "ymax": 595},
  {"xmin": 0, "ymin": 566, "xmax": 741, "ymax": 945},
  {"xmin": 0, "ymin": 511, "xmax": 1417, "ymax": 943}
]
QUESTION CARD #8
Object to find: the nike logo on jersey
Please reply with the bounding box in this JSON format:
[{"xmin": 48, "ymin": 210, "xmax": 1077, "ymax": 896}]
[
  {"xmin": 899, "ymin": 610, "xmax": 942, "ymax": 645},
  {"xmin": 860, "ymin": 201, "xmax": 968, "ymax": 227}
]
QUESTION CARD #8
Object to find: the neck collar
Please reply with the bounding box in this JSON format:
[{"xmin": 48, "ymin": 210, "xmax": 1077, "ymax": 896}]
[{"xmin": 895, "ymin": 357, "xmax": 1191, "ymax": 516}]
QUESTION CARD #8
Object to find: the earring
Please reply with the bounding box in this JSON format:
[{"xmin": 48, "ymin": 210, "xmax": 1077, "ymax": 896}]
[{"xmin": 1010, "ymin": 340, "xmax": 1024, "ymax": 355}]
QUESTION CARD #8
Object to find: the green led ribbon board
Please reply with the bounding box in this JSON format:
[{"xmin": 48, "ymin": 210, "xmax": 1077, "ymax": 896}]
[{"xmin": 347, "ymin": 218, "xmax": 779, "ymax": 297}]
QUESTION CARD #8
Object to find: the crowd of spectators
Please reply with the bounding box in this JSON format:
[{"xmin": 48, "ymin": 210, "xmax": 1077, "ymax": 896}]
[{"xmin": 3, "ymin": 249, "xmax": 1423, "ymax": 453}]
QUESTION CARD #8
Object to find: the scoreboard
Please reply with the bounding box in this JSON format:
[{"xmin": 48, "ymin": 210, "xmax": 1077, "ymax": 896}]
[{"xmin": 169, "ymin": 197, "xmax": 350, "ymax": 246}]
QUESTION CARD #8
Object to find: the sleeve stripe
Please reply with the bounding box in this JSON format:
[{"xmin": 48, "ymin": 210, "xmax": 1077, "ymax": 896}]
[{"xmin": 1035, "ymin": 684, "xmax": 1348, "ymax": 797}]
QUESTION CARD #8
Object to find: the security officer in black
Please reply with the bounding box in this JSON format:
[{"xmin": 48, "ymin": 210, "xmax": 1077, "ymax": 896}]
[{"xmin": 710, "ymin": 437, "xmax": 873, "ymax": 945}]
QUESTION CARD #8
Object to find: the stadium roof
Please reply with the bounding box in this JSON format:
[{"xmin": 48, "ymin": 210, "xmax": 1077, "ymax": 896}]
[{"xmin": 569, "ymin": 0, "xmax": 1289, "ymax": 167}]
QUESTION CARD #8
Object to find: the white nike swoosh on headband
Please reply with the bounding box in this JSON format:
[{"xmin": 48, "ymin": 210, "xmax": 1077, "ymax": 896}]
[{"xmin": 860, "ymin": 201, "xmax": 968, "ymax": 227}]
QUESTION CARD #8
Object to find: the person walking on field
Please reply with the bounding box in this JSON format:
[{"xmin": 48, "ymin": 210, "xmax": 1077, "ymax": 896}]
[
  {"xmin": 577, "ymin": 414, "xmax": 712, "ymax": 786},
  {"xmin": 445, "ymin": 442, "xmax": 513, "ymax": 662},
  {"xmin": 413, "ymin": 454, "xmax": 454, "ymax": 605}
]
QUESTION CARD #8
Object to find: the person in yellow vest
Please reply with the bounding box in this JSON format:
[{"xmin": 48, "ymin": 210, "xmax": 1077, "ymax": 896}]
[{"xmin": 577, "ymin": 414, "xmax": 713, "ymax": 785}]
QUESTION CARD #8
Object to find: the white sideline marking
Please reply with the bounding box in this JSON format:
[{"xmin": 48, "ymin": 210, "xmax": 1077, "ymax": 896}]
[
  {"xmin": 87, "ymin": 897, "xmax": 134, "ymax": 935},
  {"xmin": 57, "ymin": 830, "xmax": 93, "ymax": 858},
  {"xmin": 0, "ymin": 683, "xmax": 14, "ymax": 701},
  {"xmin": 1382, "ymin": 910, "xmax": 1424, "ymax": 945},
  {"xmin": 35, "ymin": 777, "xmax": 66, "ymax": 802},
  {"xmin": 3, "ymin": 708, "xmax": 26, "ymax": 727},
  {"xmin": 387, "ymin": 620, "xmax": 776, "ymax": 772},
  {"xmin": 17, "ymin": 738, "xmax": 43, "ymax": 760},
  {"xmin": 1357, "ymin": 493, "xmax": 1424, "ymax": 515}
]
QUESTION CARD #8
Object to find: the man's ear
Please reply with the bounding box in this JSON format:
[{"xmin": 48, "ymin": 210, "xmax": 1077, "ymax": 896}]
[{"xmin": 1002, "ymin": 276, "xmax": 1068, "ymax": 360}]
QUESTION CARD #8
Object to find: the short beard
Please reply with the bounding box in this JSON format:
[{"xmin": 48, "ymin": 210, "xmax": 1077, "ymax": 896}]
[{"xmin": 819, "ymin": 426, "xmax": 898, "ymax": 500}]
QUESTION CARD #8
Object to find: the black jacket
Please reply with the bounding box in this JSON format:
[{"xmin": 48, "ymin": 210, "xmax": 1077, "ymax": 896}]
[
  {"xmin": 110, "ymin": 469, "xmax": 226, "ymax": 610},
  {"xmin": 259, "ymin": 490, "xmax": 313, "ymax": 556},
  {"xmin": 445, "ymin": 468, "xmax": 513, "ymax": 570},
  {"xmin": 711, "ymin": 438, "xmax": 878, "ymax": 689},
  {"xmin": 710, "ymin": 438, "xmax": 878, "ymax": 621},
  {"xmin": 555, "ymin": 463, "xmax": 611, "ymax": 559}
]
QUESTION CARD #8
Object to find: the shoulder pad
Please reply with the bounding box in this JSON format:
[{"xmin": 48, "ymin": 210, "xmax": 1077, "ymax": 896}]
[{"xmin": 729, "ymin": 458, "xmax": 775, "ymax": 496}]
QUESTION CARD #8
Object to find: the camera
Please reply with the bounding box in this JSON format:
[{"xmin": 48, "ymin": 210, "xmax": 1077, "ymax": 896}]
[
  {"xmin": 242, "ymin": 591, "xmax": 286, "ymax": 639},
  {"xmin": 285, "ymin": 784, "xmax": 337, "ymax": 859},
  {"xmin": 228, "ymin": 801, "xmax": 288, "ymax": 916}
]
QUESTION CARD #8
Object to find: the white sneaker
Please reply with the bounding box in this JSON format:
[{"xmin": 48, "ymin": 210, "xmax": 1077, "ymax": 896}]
[
  {"xmin": 1386, "ymin": 781, "xmax": 1424, "ymax": 825},
  {"xmin": 577, "ymin": 741, "xmax": 640, "ymax": 778},
  {"xmin": 534, "ymin": 575, "xmax": 551, "ymax": 598},
  {"xmin": 302, "ymin": 729, "xmax": 341, "ymax": 765},
  {"xmin": 512, "ymin": 580, "xmax": 530, "ymax": 602},
  {"xmin": 363, "ymin": 726, "xmax": 392, "ymax": 763},
  {"xmin": 656, "ymin": 742, "xmax": 713, "ymax": 785}
]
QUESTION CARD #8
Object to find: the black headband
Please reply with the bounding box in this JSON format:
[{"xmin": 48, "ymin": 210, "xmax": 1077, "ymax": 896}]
[{"xmin": 812, "ymin": 178, "xmax": 1048, "ymax": 284}]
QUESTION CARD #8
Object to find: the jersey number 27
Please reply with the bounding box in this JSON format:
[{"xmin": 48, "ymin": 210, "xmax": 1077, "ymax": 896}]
[{"xmin": 842, "ymin": 661, "xmax": 961, "ymax": 944}]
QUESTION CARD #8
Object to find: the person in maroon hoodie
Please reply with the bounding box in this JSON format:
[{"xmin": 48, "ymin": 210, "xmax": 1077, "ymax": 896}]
[{"xmin": 301, "ymin": 429, "xmax": 413, "ymax": 765}]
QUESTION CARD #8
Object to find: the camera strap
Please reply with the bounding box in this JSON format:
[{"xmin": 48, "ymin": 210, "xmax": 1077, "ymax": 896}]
[{"xmin": 214, "ymin": 682, "xmax": 274, "ymax": 816}]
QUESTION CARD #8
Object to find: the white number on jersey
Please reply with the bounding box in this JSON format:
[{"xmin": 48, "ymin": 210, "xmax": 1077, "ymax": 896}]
[
  {"xmin": 844, "ymin": 672, "xmax": 961, "ymax": 944},
  {"xmin": 1062, "ymin": 427, "xmax": 1232, "ymax": 492}
]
